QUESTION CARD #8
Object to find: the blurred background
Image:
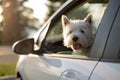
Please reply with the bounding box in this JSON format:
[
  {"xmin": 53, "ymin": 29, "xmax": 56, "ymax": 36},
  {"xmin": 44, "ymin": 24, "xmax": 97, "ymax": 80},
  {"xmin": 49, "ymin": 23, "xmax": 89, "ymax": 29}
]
[{"xmin": 0, "ymin": 0, "xmax": 66, "ymax": 78}]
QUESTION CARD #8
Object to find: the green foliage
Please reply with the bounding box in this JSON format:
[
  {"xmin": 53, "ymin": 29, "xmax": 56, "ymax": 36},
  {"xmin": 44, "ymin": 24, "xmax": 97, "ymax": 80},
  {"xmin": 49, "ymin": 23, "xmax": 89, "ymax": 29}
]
[{"xmin": 0, "ymin": 63, "xmax": 16, "ymax": 76}]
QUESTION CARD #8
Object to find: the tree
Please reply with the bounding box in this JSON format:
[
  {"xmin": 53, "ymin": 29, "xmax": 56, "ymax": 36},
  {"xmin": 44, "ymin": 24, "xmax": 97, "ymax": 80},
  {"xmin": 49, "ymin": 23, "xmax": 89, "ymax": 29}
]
[
  {"xmin": 2, "ymin": 0, "xmax": 38, "ymax": 45},
  {"xmin": 0, "ymin": 1, "xmax": 2, "ymax": 44}
]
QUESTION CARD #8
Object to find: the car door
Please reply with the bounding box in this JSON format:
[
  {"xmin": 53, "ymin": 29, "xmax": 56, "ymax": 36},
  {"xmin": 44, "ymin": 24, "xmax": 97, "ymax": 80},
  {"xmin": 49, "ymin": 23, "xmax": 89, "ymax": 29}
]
[
  {"xmin": 35, "ymin": 0, "xmax": 109, "ymax": 80},
  {"xmin": 89, "ymin": 0, "xmax": 120, "ymax": 80}
]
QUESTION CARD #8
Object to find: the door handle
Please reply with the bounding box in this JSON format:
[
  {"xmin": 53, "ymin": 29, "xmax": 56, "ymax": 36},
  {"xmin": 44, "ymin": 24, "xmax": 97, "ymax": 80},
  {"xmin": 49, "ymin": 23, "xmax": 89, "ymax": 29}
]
[{"xmin": 59, "ymin": 70, "xmax": 87, "ymax": 80}]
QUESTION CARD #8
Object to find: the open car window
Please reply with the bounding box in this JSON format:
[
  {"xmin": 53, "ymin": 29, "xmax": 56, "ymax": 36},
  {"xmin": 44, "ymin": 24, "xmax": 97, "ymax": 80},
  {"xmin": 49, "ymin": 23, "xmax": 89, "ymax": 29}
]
[{"xmin": 44, "ymin": 1, "xmax": 108, "ymax": 59}]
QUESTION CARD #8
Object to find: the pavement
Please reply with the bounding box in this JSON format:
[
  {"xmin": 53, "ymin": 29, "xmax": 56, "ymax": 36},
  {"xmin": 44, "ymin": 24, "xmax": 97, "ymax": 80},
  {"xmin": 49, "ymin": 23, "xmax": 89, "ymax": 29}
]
[{"xmin": 0, "ymin": 46, "xmax": 19, "ymax": 80}]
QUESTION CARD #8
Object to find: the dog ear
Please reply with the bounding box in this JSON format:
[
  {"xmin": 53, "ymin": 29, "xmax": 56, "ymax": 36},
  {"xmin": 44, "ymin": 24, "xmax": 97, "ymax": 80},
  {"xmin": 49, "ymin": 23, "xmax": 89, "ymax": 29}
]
[
  {"xmin": 84, "ymin": 13, "xmax": 93, "ymax": 25},
  {"xmin": 61, "ymin": 15, "xmax": 70, "ymax": 27}
]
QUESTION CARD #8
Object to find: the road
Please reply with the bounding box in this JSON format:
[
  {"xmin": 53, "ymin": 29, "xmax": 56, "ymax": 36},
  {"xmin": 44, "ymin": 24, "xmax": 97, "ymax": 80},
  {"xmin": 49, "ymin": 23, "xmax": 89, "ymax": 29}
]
[{"xmin": 0, "ymin": 46, "xmax": 18, "ymax": 80}]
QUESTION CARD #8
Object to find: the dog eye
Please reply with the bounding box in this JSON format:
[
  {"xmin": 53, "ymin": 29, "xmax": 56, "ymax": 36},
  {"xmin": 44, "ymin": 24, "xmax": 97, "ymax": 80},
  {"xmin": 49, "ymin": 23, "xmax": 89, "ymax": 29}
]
[
  {"xmin": 68, "ymin": 31, "xmax": 72, "ymax": 34},
  {"xmin": 80, "ymin": 30, "xmax": 84, "ymax": 33}
]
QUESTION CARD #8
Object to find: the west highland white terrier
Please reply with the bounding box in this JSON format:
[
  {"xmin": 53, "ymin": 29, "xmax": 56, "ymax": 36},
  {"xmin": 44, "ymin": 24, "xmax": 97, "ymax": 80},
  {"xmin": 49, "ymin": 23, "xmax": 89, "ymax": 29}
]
[{"xmin": 61, "ymin": 14, "xmax": 93, "ymax": 55}]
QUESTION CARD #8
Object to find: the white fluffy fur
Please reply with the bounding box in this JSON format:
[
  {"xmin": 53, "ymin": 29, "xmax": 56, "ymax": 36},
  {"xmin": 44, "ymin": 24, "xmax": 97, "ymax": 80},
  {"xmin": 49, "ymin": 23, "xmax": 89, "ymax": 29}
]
[{"xmin": 61, "ymin": 14, "xmax": 93, "ymax": 53}]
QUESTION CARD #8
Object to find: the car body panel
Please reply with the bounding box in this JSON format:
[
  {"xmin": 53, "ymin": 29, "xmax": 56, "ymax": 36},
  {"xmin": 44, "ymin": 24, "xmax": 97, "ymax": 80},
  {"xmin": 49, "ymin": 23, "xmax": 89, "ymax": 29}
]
[
  {"xmin": 17, "ymin": 54, "xmax": 98, "ymax": 80},
  {"xmin": 89, "ymin": 62, "xmax": 120, "ymax": 80}
]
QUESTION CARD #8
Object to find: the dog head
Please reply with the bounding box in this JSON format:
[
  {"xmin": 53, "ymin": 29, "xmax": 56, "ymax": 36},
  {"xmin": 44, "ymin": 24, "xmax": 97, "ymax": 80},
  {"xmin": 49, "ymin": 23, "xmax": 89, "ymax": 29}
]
[{"xmin": 61, "ymin": 14, "xmax": 93, "ymax": 51}]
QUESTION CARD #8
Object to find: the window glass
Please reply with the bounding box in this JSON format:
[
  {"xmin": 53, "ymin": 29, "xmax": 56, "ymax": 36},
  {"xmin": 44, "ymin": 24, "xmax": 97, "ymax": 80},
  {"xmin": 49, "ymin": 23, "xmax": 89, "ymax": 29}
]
[{"xmin": 44, "ymin": 2, "xmax": 108, "ymax": 58}]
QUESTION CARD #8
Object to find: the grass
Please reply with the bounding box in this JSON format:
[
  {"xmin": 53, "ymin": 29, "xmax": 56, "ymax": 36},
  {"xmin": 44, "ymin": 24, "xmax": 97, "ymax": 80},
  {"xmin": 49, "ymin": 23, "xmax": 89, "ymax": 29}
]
[{"xmin": 0, "ymin": 63, "xmax": 16, "ymax": 77}]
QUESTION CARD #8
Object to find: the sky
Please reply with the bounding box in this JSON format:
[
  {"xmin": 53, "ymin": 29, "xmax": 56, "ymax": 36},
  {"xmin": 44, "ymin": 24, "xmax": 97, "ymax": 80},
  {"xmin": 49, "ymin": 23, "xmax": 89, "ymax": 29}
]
[{"xmin": 24, "ymin": 0, "xmax": 48, "ymax": 24}]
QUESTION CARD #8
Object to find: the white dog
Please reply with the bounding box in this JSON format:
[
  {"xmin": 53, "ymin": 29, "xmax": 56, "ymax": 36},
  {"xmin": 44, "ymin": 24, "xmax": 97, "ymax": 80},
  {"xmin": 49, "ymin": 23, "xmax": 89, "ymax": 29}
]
[{"xmin": 61, "ymin": 14, "xmax": 93, "ymax": 55}]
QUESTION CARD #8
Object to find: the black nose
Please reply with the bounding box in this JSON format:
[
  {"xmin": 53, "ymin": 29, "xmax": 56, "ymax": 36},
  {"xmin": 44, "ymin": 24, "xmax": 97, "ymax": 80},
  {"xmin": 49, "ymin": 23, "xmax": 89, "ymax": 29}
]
[{"xmin": 72, "ymin": 36, "xmax": 78, "ymax": 42}]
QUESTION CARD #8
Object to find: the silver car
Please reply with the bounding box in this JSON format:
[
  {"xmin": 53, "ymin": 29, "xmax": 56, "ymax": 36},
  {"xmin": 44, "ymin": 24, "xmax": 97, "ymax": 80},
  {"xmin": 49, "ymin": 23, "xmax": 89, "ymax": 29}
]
[{"xmin": 12, "ymin": 0, "xmax": 120, "ymax": 80}]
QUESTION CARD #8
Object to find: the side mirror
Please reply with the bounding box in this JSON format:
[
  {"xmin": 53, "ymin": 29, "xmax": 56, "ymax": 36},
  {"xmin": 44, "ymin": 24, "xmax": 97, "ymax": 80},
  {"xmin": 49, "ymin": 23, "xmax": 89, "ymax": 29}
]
[{"xmin": 12, "ymin": 38, "xmax": 34, "ymax": 55}]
